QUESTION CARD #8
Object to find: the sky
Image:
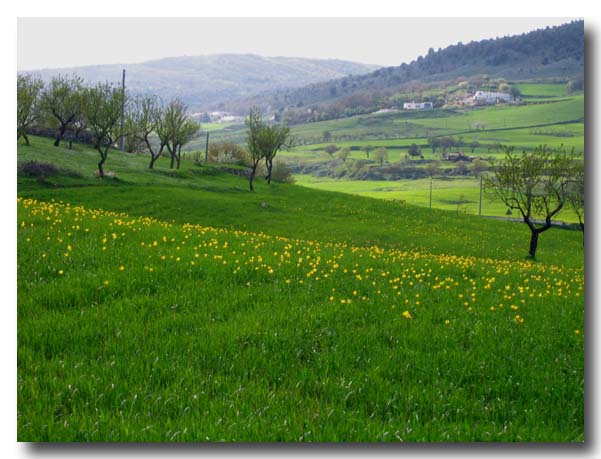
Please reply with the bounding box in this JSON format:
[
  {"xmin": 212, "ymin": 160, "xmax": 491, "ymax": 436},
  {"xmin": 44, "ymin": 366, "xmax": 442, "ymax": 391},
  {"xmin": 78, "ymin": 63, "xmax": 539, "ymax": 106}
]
[{"xmin": 17, "ymin": 17, "xmax": 577, "ymax": 71}]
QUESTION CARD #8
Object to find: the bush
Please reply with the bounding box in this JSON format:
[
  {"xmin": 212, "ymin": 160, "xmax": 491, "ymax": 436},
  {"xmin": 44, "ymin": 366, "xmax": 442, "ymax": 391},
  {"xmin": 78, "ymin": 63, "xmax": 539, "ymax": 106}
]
[
  {"xmin": 271, "ymin": 160, "xmax": 295, "ymax": 183},
  {"xmin": 208, "ymin": 142, "xmax": 248, "ymax": 165},
  {"xmin": 567, "ymin": 77, "xmax": 584, "ymax": 94},
  {"xmin": 18, "ymin": 160, "xmax": 59, "ymax": 177}
]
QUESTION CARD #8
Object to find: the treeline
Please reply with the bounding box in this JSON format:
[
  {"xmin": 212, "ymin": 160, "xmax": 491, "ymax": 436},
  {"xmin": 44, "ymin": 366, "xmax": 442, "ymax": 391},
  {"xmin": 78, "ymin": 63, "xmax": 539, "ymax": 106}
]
[
  {"xmin": 17, "ymin": 74, "xmax": 201, "ymax": 177},
  {"xmin": 218, "ymin": 20, "xmax": 583, "ymax": 122}
]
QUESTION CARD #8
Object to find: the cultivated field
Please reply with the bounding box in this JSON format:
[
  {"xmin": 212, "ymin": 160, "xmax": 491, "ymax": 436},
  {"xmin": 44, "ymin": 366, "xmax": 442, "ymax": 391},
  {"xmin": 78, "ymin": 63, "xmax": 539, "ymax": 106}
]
[{"xmin": 190, "ymin": 84, "xmax": 584, "ymax": 215}]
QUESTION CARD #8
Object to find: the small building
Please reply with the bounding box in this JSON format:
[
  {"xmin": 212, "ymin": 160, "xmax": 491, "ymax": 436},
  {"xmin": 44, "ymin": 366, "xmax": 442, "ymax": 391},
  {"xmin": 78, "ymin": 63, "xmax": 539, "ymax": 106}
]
[
  {"xmin": 473, "ymin": 91, "xmax": 512, "ymax": 104},
  {"xmin": 403, "ymin": 101, "xmax": 434, "ymax": 110}
]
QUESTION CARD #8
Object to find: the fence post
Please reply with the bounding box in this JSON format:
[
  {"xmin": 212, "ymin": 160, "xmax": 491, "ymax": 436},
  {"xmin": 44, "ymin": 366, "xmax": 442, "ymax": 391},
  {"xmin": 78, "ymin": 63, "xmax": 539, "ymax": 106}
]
[{"xmin": 205, "ymin": 132, "xmax": 210, "ymax": 163}]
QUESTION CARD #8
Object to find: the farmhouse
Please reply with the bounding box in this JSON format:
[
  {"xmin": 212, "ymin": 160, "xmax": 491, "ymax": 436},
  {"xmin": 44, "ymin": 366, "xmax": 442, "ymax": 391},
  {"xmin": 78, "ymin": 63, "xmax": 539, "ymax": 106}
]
[
  {"xmin": 473, "ymin": 91, "xmax": 512, "ymax": 104},
  {"xmin": 403, "ymin": 101, "xmax": 434, "ymax": 110}
]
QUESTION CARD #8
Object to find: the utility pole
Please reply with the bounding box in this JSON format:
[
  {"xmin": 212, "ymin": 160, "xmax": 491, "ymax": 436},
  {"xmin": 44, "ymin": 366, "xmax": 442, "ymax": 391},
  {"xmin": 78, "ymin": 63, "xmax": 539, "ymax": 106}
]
[
  {"xmin": 429, "ymin": 176, "xmax": 433, "ymax": 209},
  {"xmin": 205, "ymin": 132, "xmax": 210, "ymax": 163},
  {"xmin": 479, "ymin": 175, "xmax": 483, "ymax": 216},
  {"xmin": 119, "ymin": 69, "xmax": 126, "ymax": 151}
]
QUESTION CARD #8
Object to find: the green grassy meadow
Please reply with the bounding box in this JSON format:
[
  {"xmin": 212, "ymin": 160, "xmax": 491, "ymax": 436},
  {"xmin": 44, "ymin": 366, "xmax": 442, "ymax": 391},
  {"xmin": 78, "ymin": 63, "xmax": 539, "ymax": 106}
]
[
  {"xmin": 293, "ymin": 175, "xmax": 581, "ymax": 222},
  {"xmin": 17, "ymin": 136, "xmax": 584, "ymax": 441}
]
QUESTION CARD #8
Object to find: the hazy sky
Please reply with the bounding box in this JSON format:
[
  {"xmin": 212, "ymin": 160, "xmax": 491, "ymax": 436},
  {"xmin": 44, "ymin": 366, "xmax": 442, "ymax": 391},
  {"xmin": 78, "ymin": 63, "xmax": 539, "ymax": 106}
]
[{"xmin": 18, "ymin": 17, "xmax": 576, "ymax": 71}]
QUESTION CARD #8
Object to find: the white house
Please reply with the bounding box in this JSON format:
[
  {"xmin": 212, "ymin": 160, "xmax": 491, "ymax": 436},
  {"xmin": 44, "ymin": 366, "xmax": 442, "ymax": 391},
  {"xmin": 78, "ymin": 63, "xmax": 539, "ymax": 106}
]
[
  {"xmin": 403, "ymin": 101, "xmax": 434, "ymax": 110},
  {"xmin": 473, "ymin": 91, "xmax": 512, "ymax": 104}
]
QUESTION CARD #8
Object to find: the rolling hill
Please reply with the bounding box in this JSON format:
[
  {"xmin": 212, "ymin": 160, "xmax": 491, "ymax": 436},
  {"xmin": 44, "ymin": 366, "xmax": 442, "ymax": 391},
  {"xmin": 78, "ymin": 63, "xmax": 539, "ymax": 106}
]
[
  {"xmin": 219, "ymin": 21, "xmax": 584, "ymax": 118},
  {"xmin": 21, "ymin": 54, "xmax": 379, "ymax": 111}
]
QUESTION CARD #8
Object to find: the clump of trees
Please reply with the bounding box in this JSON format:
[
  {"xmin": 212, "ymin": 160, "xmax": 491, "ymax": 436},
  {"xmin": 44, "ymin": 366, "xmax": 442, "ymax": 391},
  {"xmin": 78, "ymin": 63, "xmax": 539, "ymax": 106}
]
[
  {"xmin": 17, "ymin": 73, "xmax": 201, "ymax": 176},
  {"xmin": 485, "ymin": 145, "xmax": 580, "ymax": 258},
  {"xmin": 408, "ymin": 143, "xmax": 422, "ymax": 159}
]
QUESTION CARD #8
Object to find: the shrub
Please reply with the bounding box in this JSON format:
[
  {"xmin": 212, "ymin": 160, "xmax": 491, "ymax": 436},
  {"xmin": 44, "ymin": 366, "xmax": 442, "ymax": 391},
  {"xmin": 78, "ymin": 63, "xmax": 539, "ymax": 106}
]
[
  {"xmin": 18, "ymin": 160, "xmax": 59, "ymax": 177},
  {"xmin": 208, "ymin": 142, "xmax": 248, "ymax": 165},
  {"xmin": 270, "ymin": 160, "xmax": 295, "ymax": 184}
]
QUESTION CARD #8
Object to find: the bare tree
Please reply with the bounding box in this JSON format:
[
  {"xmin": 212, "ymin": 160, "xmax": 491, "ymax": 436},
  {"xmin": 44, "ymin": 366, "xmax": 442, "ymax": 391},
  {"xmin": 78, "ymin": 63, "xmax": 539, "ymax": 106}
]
[
  {"xmin": 363, "ymin": 145, "xmax": 375, "ymax": 159},
  {"xmin": 127, "ymin": 96, "xmax": 164, "ymax": 168},
  {"xmin": 264, "ymin": 124, "xmax": 292, "ymax": 184},
  {"xmin": 408, "ymin": 143, "xmax": 422, "ymax": 159},
  {"xmin": 245, "ymin": 108, "xmax": 292, "ymax": 190},
  {"xmin": 567, "ymin": 160, "xmax": 584, "ymax": 235},
  {"xmin": 40, "ymin": 74, "xmax": 84, "ymax": 147},
  {"xmin": 485, "ymin": 146, "xmax": 577, "ymax": 258},
  {"xmin": 373, "ymin": 147, "xmax": 388, "ymax": 167},
  {"xmin": 337, "ymin": 147, "xmax": 351, "ymax": 163},
  {"xmin": 470, "ymin": 158, "xmax": 490, "ymax": 177},
  {"xmin": 83, "ymin": 82, "xmax": 126, "ymax": 178},
  {"xmin": 469, "ymin": 141, "xmax": 481, "ymax": 153},
  {"xmin": 428, "ymin": 137, "xmax": 441, "ymax": 154},
  {"xmin": 17, "ymin": 74, "xmax": 43, "ymax": 146},
  {"xmin": 162, "ymin": 100, "xmax": 200, "ymax": 169},
  {"xmin": 324, "ymin": 144, "xmax": 338, "ymax": 158},
  {"xmin": 424, "ymin": 160, "xmax": 441, "ymax": 178},
  {"xmin": 245, "ymin": 109, "xmax": 265, "ymax": 192},
  {"xmin": 68, "ymin": 117, "xmax": 87, "ymax": 150}
]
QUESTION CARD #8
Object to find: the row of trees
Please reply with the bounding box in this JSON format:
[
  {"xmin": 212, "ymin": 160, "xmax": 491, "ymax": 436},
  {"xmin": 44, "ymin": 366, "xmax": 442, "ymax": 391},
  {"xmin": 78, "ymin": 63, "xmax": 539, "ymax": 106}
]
[
  {"xmin": 19, "ymin": 74, "xmax": 294, "ymax": 191},
  {"xmin": 17, "ymin": 74, "xmax": 201, "ymax": 177}
]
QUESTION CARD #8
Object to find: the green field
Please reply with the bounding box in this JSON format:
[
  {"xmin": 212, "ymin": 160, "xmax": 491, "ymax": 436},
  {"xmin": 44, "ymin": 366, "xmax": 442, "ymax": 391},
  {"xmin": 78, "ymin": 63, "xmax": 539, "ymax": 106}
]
[
  {"xmin": 196, "ymin": 89, "xmax": 584, "ymax": 152},
  {"xmin": 17, "ymin": 136, "xmax": 584, "ymax": 441},
  {"xmin": 293, "ymin": 175, "xmax": 581, "ymax": 222},
  {"xmin": 199, "ymin": 122, "xmax": 237, "ymax": 132},
  {"xmin": 515, "ymin": 83, "xmax": 569, "ymax": 98},
  {"xmin": 274, "ymin": 86, "xmax": 584, "ymax": 214}
]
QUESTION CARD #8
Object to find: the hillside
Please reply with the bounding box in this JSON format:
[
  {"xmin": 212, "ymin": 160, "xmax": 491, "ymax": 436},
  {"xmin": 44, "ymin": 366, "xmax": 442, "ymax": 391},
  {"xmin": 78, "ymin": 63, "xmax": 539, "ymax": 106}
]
[
  {"xmin": 219, "ymin": 21, "xmax": 584, "ymax": 118},
  {"xmin": 22, "ymin": 54, "xmax": 378, "ymax": 112},
  {"xmin": 17, "ymin": 136, "xmax": 584, "ymax": 441},
  {"xmin": 17, "ymin": 136, "xmax": 583, "ymax": 266}
]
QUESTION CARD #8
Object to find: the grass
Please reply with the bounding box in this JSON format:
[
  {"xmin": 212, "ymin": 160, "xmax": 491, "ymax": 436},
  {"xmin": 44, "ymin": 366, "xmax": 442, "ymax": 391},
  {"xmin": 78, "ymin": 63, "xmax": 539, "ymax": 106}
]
[
  {"xmin": 293, "ymin": 175, "xmax": 582, "ymax": 222},
  {"xmin": 515, "ymin": 83, "xmax": 568, "ymax": 98},
  {"xmin": 17, "ymin": 136, "xmax": 584, "ymax": 442},
  {"xmin": 18, "ymin": 199, "xmax": 583, "ymax": 442},
  {"xmin": 18, "ymin": 137, "xmax": 583, "ymax": 265}
]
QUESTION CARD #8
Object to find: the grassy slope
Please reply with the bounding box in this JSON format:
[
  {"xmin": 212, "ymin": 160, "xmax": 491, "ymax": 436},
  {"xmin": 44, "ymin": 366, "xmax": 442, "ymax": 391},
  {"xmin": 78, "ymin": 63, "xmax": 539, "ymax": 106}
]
[
  {"xmin": 17, "ymin": 137, "xmax": 584, "ymax": 442},
  {"xmin": 18, "ymin": 137, "xmax": 583, "ymax": 266}
]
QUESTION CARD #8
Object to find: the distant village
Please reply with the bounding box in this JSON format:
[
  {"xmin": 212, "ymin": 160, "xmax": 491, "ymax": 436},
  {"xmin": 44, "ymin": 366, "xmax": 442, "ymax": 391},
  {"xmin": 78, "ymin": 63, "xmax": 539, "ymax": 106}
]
[{"xmin": 401, "ymin": 90, "xmax": 516, "ymax": 111}]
